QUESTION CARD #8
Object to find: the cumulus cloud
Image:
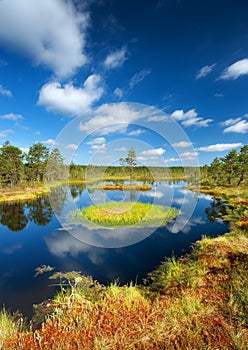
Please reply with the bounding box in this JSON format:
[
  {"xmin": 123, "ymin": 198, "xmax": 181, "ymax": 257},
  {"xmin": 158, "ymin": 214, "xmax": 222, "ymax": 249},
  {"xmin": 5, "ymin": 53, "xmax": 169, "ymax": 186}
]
[
  {"xmin": 127, "ymin": 129, "xmax": 145, "ymax": 136},
  {"xmin": 0, "ymin": 85, "xmax": 12, "ymax": 97},
  {"xmin": 0, "ymin": 129, "xmax": 14, "ymax": 138},
  {"xmin": 220, "ymin": 117, "xmax": 242, "ymax": 127},
  {"xmin": 66, "ymin": 143, "xmax": 78, "ymax": 151},
  {"xmin": 147, "ymin": 115, "xmax": 169, "ymax": 122},
  {"xmin": 114, "ymin": 146, "xmax": 128, "ymax": 152},
  {"xmin": 0, "ymin": 0, "xmax": 89, "ymax": 78},
  {"xmin": 114, "ymin": 88, "xmax": 123, "ymax": 98},
  {"xmin": 195, "ymin": 63, "xmax": 216, "ymax": 79},
  {"xmin": 141, "ymin": 148, "xmax": 165, "ymax": 156},
  {"xmin": 38, "ymin": 75, "xmax": 104, "ymax": 116},
  {"xmin": 171, "ymin": 108, "xmax": 213, "ymax": 128},
  {"xmin": 129, "ymin": 69, "xmax": 150, "ymax": 89},
  {"xmin": 0, "ymin": 113, "xmax": 23, "ymax": 121},
  {"xmin": 20, "ymin": 147, "xmax": 30, "ymax": 154},
  {"xmin": 223, "ymin": 120, "xmax": 248, "ymax": 134},
  {"xmin": 172, "ymin": 141, "xmax": 192, "ymax": 148},
  {"xmin": 219, "ymin": 58, "xmax": 248, "ymax": 80},
  {"xmin": 79, "ymin": 103, "xmax": 148, "ymax": 135},
  {"xmin": 42, "ymin": 138, "xmax": 57, "ymax": 146},
  {"xmin": 104, "ymin": 47, "xmax": 127, "ymax": 69},
  {"xmin": 180, "ymin": 151, "xmax": 199, "ymax": 160},
  {"xmin": 87, "ymin": 137, "xmax": 106, "ymax": 154},
  {"xmin": 164, "ymin": 157, "xmax": 180, "ymax": 163},
  {"xmin": 198, "ymin": 143, "xmax": 243, "ymax": 152}
]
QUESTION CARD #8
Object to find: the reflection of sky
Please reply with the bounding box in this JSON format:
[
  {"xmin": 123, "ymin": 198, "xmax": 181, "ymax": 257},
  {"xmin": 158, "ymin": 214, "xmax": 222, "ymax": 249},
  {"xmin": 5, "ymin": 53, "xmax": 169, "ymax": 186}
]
[
  {"xmin": 0, "ymin": 181, "xmax": 231, "ymax": 317},
  {"xmin": 54, "ymin": 181, "xmax": 214, "ymax": 247}
]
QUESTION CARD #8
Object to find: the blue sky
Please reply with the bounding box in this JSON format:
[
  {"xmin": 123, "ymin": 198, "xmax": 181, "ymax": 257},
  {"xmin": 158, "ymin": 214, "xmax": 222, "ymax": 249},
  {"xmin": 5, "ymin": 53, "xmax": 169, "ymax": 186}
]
[{"xmin": 0, "ymin": 0, "xmax": 248, "ymax": 166}]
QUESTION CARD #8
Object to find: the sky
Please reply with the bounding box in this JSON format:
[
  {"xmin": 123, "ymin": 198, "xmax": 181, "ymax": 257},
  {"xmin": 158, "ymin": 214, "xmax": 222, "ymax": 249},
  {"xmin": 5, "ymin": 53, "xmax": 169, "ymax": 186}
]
[{"xmin": 0, "ymin": 0, "xmax": 248, "ymax": 167}]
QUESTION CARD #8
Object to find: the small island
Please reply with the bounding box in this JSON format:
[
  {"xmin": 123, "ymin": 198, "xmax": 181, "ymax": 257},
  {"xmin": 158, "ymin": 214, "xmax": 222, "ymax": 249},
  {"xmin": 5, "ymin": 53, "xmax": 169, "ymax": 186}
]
[
  {"xmin": 89, "ymin": 183, "xmax": 152, "ymax": 191},
  {"xmin": 68, "ymin": 201, "xmax": 180, "ymax": 228}
]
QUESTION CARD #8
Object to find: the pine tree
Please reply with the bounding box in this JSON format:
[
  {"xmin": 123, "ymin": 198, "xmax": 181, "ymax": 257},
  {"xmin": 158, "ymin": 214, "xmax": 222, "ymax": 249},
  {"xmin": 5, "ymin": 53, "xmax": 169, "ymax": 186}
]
[
  {"xmin": 0, "ymin": 141, "xmax": 24, "ymax": 186},
  {"xmin": 120, "ymin": 147, "xmax": 137, "ymax": 184},
  {"xmin": 26, "ymin": 143, "xmax": 49, "ymax": 182}
]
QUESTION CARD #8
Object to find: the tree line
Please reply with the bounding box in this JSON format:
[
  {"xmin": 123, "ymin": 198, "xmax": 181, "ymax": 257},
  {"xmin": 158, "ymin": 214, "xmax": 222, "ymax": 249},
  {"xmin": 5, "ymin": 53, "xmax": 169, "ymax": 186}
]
[
  {"xmin": 0, "ymin": 141, "xmax": 65, "ymax": 187},
  {"xmin": 201, "ymin": 145, "xmax": 248, "ymax": 187},
  {"xmin": 1, "ymin": 141, "xmax": 247, "ymax": 188}
]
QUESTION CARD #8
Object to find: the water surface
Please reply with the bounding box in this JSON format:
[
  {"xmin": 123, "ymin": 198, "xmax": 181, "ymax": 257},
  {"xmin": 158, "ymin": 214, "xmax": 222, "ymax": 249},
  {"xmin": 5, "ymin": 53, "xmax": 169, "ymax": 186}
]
[{"xmin": 0, "ymin": 181, "xmax": 229, "ymax": 318}]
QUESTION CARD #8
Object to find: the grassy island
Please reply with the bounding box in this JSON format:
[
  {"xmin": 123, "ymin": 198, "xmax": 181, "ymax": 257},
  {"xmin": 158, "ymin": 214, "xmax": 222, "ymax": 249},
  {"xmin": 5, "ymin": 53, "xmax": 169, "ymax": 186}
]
[
  {"xmin": 68, "ymin": 201, "xmax": 179, "ymax": 227},
  {"xmin": 89, "ymin": 183, "xmax": 152, "ymax": 191}
]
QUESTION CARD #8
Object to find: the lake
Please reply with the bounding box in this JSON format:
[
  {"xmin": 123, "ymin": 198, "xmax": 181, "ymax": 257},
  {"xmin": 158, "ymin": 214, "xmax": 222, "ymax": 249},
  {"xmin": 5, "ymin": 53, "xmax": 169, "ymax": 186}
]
[{"xmin": 0, "ymin": 181, "xmax": 229, "ymax": 318}]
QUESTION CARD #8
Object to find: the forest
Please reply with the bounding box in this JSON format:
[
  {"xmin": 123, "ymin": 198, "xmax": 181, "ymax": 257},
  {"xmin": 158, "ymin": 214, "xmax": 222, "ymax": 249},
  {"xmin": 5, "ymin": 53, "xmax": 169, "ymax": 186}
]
[{"xmin": 0, "ymin": 141, "xmax": 248, "ymax": 188}]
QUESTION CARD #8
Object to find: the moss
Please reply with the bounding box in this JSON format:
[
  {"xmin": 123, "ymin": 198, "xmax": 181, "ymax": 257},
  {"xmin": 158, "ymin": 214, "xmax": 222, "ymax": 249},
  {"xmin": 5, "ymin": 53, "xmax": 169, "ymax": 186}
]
[
  {"xmin": 89, "ymin": 183, "xmax": 152, "ymax": 191},
  {"xmin": 68, "ymin": 201, "xmax": 179, "ymax": 228}
]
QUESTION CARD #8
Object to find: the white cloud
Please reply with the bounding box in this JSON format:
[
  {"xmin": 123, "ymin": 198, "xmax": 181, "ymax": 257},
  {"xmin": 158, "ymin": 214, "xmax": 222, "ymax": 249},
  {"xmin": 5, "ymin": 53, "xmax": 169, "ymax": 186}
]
[
  {"xmin": 38, "ymin": 75, "xmax": 103, "ymax": 116},
  {"xmin": 164, "ymin": 157, "xmax": 180, "ymax": 163},
  {"xmin": 87, "ymin": 137, "xmax": 106, "ymax": 146},
  {"xmin": 128, "ymin": 129, "xmax": 145, "ymax": 136},
  {"xmin": 114, "ymin": 146, "xmax": 128, "ymax": 152},
  {"xmin": 114, "ymin": 88, "xmax": 123, "ymax": 98},
  {"xmin": 195, "ymin": 63, "xmax": 216, "ymax": 79},
  {"xmin": 0, "ymin": 85, "xmax": 12, "ymax": 97},
  {"xmin": 87, "ymin": 137, "xmax": 106, "ymax": 154},
  {"xmin": 143, "ymin": 191, "xmax": 164, "ymax": 199},
  {"xmin": 104, "ymin": 47, "xmax": 127, "ymax": 69},
  {"xmin": 198, "ymin": 143, "xmax": 243, "ymax": 152},
  {"xmin": 219, "ymin": 58, "xmax": 248, "ymax": 80},
  {"xmin": 180, "ymin": 151, "xmax": 199, "ymax": 159},
  {"xmin": 171, "ymin": 108, "xmax": 213, "ymax": 128},
  {"xmin": 223, "ymin": 120, "xmax": 248, "ymax": 134},
  {"xmin": 79, "ymin": 103, "xmax": 147, "ymax": 135},
  {"xmin": 0, "ymin": 0, "xmax": 89, "ymax": 78},
  {"xmin": 66, "ymin": 143, "xmax": 78, "ymax": 151},
  {"xmin": 129, "ymin": 69, "xmax": 150, "ymax": 89},
  {"xmin": 0, "ymin": 129, "xmax": 14, "ymax": 138},
  {"xmin": 214, "ymin": 92, "xmax": 224, "ymax": 97},
  {"xmin": 42, "ymin": 138, "xmax": 57, "ymax": 146},
  {"xmin": 147, "ymin": 115, "xmax": 169, "ymax": 122},
  {"xmin": 0, "ymin": 113, "xmax": 23, "ymax": 121},
  {"xmin": 137, "ymin": 156, "xmax": 146, "ymax": 162},
  {"xmin": 172, "ymin": 141, "xmax": 192, "ymax": 148},
  {"xmin": 20, "ymin": 147, "xmax": 30, "ymax": 154},
  {"xmin": 171, "ymin": 109, "xmax": 197, "ymax": 121},
  {"xmin": 141, "ymin": 148, "xmax": 165, "ymax": 156},
  {"xmin": 220, "ymin": 117, "xmax": 242, "ymax": 127}
]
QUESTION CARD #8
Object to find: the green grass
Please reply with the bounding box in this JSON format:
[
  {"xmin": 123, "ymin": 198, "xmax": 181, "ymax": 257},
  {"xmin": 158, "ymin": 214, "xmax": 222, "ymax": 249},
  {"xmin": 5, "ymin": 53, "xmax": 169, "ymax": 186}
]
[
  {"xmin": 0, "ymin": 309, "xmax": 24, "ymax": 348},
  {"xmin": 68, "ymin": 201, "xmax": 180, "ymax": 228},
  {"xmin": 89, "ymin": 183, "xmax": 152, "ymax": 191},
  {"xmin": 0, "ymin": 183, "xmax": 50, "ymax": 203},
  {"xmin": 1, "ymin": 182, "xmax": 248, "ymax": 349}
]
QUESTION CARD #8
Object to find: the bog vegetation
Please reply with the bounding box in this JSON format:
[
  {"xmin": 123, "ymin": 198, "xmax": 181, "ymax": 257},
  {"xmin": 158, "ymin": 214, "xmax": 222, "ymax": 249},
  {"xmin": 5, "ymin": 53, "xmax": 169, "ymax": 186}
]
[
  {"xmin": 68, "ymin": 202, "xmax": 179, "ymax": 227},
  {"xmin": 0, "ymin": 144, "xmax": 248, "ymax": 349}
]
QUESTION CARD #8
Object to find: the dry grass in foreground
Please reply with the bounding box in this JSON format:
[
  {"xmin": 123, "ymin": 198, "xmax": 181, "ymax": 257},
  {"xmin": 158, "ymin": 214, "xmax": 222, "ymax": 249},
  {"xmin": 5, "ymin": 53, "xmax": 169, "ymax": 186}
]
[{"xmin": 1, "ymin": 226, "xmax": 248, "ymax": 350}]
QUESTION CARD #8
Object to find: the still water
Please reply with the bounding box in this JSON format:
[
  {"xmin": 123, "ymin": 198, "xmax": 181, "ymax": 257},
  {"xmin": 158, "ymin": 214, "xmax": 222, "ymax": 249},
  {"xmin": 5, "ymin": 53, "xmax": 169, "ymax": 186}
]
[{"xmin": 0, "ymin": 181, "xmax": 229, "ymax": 318}]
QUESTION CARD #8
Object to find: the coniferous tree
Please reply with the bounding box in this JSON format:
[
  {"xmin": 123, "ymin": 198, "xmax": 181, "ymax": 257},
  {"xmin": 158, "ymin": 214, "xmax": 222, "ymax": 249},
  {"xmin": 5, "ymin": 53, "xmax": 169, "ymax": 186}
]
[
  {"xmin": 46, "ymin": 148, "xmax": 66, "ymax": 181},
  {"xmin": 0, "ymin": 141, "xmax": 24, "ymax": 186},
  {"xmin": 222, "ymin": 149, "xmax": 238, "ymax": 185},
  {"xmin": 209, "ymin": 157, "xmax": 223, "ymax": 185},
  {"xmin": 26, "ymin": 143, "xmax": 49, "ymax": 182},
  {"xmin": 237, "ymin": 145, "xmax": 248, "ymax": 186},
  {"xmin": 120, "ymin": 147, "xmax": 137, "ymax": 183}
]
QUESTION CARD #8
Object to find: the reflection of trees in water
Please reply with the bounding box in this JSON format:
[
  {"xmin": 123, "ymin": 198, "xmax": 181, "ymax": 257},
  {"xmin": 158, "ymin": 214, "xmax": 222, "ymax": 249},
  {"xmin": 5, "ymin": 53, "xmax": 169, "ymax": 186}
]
[
  {"xmin": 70, "ymin": 184, "xmax": 86, "ymax": 200},
  {"xmin": 0, "ymin": 202, "xmax": 28, "ymax": 232},
  {"xmin": 28, "ymin": 197, "xmax": 53, "ymax": 226},
  {"xmin": 0, "ymin": 185, "xmax": 105, "ymax": 232},
  {"xmin": 205, "ymin": 199, "xmax": 228, "ymax": 224},
  {"xmin": 49, "ymin": 187, "xmax": 67, "ymax": 216},
  {"xmin": 0, "ymin": 187, "xmax": 68, "ymax": 232}
]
